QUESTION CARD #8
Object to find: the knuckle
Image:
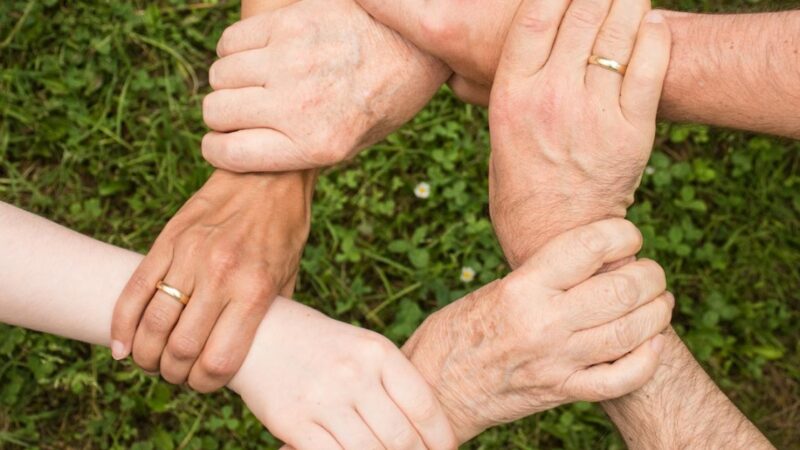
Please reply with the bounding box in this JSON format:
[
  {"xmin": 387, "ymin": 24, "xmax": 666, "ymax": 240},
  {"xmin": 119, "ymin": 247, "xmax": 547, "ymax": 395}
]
[
  {"xmin": 419, "ymin": 8, "xmax": 458, "ymax": 43},
  {"xmin": 411, "ymin": 393, "xmax": 440, "ymax": 423},
  {"xmin": 208, "ymin": 246, "xmax": 239, "ymax": 275},
  {"xmin": 612, "ymin": 317, "xmax": 637, "ymax": 350},
  {"xmin": 390, "ymin": 425, "xmax": 419, "ymax": 449},
  {"xmin": 332, "ymin": 358, "xmax": 363, "ymax": 383},
  {"xmin": 597, "ymin": 23, "xmax": 633, "ymax": 48},
  {"xmin": 576, "ymin": 225, "xmax": 609, "ymax": 255},
  {"xmin": 199, "ymin": 351, "xmax": 238, "ymax": 380},
  {"xmin": 127, "ymin": 272, "xmax": 153, "ymax": 296},
  {"xmin": 167, "ymin": 334, "xmax": 203, "ymax": 361},
  {"xmin": 359, "ymin": 334, "xmax": 394, "ymax": 360},
  {"xmin": 516, "ymin": 10, "xmax": 557, "ymax": 34},
  {"xmin": 611, "ymin": 274, "xmax": 639, "ymax": 307},
  {"xmin": 640, "ymin": 259, "xmax": 667, "ymax": 291},
  {"xmin": 566, "ymin": 3, "xmax": 607, "ymax": 28},
  {"xmin": 142, "ymin": 305, "xmax": 175, "ymax": 333}
]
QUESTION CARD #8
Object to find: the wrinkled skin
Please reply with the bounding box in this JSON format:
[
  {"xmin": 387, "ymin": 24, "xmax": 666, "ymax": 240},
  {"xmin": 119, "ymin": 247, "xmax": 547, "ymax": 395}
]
[{"xmin": 201, "ymin": 0, "xmax": 450, "ymax": 172}]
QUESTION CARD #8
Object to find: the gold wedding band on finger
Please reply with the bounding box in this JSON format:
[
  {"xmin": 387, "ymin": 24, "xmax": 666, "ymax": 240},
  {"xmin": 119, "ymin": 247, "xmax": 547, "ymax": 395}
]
[
  {"xmin": 588, "ymin": 55, "xmax": 628, "ymax": 75},
  {"xmin": 155, "ymin": 281, "xmax": 190, "ymax": 306}
]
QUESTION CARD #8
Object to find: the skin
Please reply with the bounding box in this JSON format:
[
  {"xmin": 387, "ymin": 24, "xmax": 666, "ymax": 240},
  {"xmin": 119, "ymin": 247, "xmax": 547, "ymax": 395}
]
[
  {"xmin": 202, "ymin": 4, "xmax": 800, "ymax": 174},
  {"xmin": 201, "ymin": 0, "xmax": 449, "ymax": 172},
  {"xmin": 484, "ymin": 0, "xmax": 775, "ymax": 448},
  {"xmin": 0, "ymin": 203, "xmax": 673, "ymax": 448},
  {"xmin": 1, "ymin": 202, "xmax": 457, "ymax": 450},
  {"xmin": 355, "ymin": 0, "xmax": 800, "ymax": 139},
  {"xmin": 110, "ymin": 0, "xmax": 324, "ymax": 394}
]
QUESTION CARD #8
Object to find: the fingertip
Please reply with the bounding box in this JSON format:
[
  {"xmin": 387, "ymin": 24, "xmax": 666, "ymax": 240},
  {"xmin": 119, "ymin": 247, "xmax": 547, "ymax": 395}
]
[{"xmin": 111, "ymin": 340, "xmax": 129, "ymax": 360}]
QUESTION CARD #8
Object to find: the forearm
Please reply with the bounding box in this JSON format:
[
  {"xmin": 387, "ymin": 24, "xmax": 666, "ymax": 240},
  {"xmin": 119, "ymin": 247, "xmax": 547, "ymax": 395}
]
[
  {"xmin": 0, "ymin": 201, "xmax": 290, "ymax": 395},
  {"xmin": 603, "ymin": 329, "xmax": 773, "ymax": 449},
  {"xmin": 360, "ymin": 1, "xmax": 800, "ymax": 138},
  {"xmin": 659, "ymin": 11, "xmax": 800, "ymax": 138}
]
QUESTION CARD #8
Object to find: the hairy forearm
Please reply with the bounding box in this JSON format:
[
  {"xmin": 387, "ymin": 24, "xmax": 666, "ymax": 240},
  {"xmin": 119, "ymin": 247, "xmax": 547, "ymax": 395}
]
[
  {"xmin": 603, "ymin": 329, "xmax": 773, "ymax": 449},
  {"xmin": 358, "ymin": 0, "xmax": 800, "ymax": 138},
  {"xmin": 659, "ymin": 11, "xmax": 800, "ymax": 138}
]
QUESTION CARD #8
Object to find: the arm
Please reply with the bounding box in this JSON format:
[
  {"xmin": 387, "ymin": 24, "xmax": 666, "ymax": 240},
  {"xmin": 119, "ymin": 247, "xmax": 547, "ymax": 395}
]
[
  {"xmin": 484, "ymin": 2, "xmax": 774, "ymax": 448},
  {"xmin": 357, "ymin": 0, "xmax": 800, "ymax": 138},
  {"xmin": 0, "ymin": 201, "xmax": 674, "ymax": 447},
  {"xmin": 0, "ymin": 201, "xmax": 457, "ymax": 449},
  {"xmin": 110, "ymin": 0, "xmax": 318, "ymax": 393}
]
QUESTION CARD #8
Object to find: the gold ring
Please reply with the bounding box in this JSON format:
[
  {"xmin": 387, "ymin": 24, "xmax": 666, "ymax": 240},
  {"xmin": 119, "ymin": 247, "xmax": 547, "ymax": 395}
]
[
  {"xmin": 588, "ymin": 55, "xmax": 627, "ymax": 75},
  {"xmin": 155, "ymin": 281, "xmax": 190, "ymax": 305}
]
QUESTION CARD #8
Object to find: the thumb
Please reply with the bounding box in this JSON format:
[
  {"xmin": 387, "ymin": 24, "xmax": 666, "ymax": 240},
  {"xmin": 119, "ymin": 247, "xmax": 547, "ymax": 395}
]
[
  {"xmin": 201, "ymin": 130, "xmax": 308, "ymax": 172},
  {"xmin": 495, "ymin": 0, "xmax": 571, "ymax": 83}
]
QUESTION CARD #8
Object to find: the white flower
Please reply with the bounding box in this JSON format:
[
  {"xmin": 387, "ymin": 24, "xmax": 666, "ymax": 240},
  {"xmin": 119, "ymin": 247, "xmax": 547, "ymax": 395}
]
[
  {"xmin": 645, "ymin": 166, "xmax": 656, "ymax": 175},
  {"xmin": 414, "ymin": 182, "xmax": 431, "ymax": 199},
  {"xmin": 460, "ymin": 266, "xmax": 476, "ymax": 283}
]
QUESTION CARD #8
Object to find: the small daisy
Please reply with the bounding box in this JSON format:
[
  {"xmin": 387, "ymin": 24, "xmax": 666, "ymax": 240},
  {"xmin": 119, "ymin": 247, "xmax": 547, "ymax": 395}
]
[
  {"xmin": 414, "ymin": 182, "xmax": 431, "ymax": 199},
  {"xmin": 460, "ymin": 266, "xmax": 476, "ymax": 283},
  {"xmin": 645, "ymin": 166, "xmax": 656, "ymax": 175}
]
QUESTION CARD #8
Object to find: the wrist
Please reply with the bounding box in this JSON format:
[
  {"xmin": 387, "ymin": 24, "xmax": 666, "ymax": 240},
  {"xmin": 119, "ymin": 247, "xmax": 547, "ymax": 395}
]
[{"xmin": 402, "ymin": 283, "xmax": 502, "ymax": 443}]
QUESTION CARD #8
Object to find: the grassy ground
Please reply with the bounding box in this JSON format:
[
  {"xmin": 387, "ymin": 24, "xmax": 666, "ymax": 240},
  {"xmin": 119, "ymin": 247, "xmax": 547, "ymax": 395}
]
[{"xmin": 1, "ymin": 0, "xmax": 798, "ymax": 449}]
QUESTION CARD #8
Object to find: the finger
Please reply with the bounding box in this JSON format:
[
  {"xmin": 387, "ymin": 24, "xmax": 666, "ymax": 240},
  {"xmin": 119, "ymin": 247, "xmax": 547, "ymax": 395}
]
[
  {"xmin": 520, "ymin": 218, "xmax": 644, "ymax": 291},
  {"xmin": 111, "ymin": 243, "xmax": 173, "ymax": 360},
  {"xmin": 585, "ymin": 0, "xmax": 650, "ymax": 100},
  {"xmin": 447, "ymin": 75, "xmax": 490, "ymax": 106},
  {"xmin": 202, "ymin": 88, "xmax": 281, "ymax": 132},
  {"xmin": 561, "ymin": 258, "xmax": 667, "ymax": 329},
  {"xmin": 320, "ymin": 409, "xmax": 384, "ymax": 450},
  {"xmin": 495, "ymin": 0, "xmax": 572, "ymax": 82},
  {"xmin": 566, "ymin": 333, "xmax": 666, "ymax": 402},
  {"xmin": 382, "ymin": 354, "xmax": 458, "ymax": 450},
  {"xmin": 549, "ymin": 0, "xmax": 613, "ymax": 71},
  {"xmin": 209, "ymin": 47, "xmax": 272, "ymax": 90},
  {"xmin": 620, "ymin": 10, "xmax": 672, "ymax": 124},
  {"xmin": 356, "ymin": 390, "xmax": 425, "ymax": 450},
  {"xmin": 216, "ymin": 13, "xmax": 274, "ymax": 57},
  {"xmin": 201, "ymin": 130, "xmax": 300, "ymax": 173},
  {"xmin": 571, "ymin": 292, "xmax": 674, "ymax": 364},
  {"xmin": 187, "ymin": 282, "xmax": 274, "ymax": 392},
  {"xmin": 283, "ymin": 423, "xmax": 342, "ymax": 450},
  {"xmin": 131, "ymin": 265, "xmax": 194, "ymax": 373},
  {"xmin": 160, "ymin": 280, "xmax": 226, "ymax": 385}
]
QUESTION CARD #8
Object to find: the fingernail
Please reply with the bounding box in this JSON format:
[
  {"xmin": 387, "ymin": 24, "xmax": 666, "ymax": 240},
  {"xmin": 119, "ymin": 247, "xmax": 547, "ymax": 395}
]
[
  {"xmin": 111, "ymin": 340, "xmax": 128, "ymax": 360},
  {"xmin": 650, "ymin": 334, "xmax": 665, "ymax": 353},
  {"xmin": 645, "ymin": 11, "xmax": 665, "ymax": 24}
]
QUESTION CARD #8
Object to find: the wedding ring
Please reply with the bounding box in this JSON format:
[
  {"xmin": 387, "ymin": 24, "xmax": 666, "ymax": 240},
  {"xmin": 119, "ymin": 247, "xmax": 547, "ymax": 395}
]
[
  {"xmin": 588, "ymin": 55, "xmax": 627, "ymax": 75},
  {"xmin": 155, "ymin": 281, "xmax": 190, "ymax": 305}
]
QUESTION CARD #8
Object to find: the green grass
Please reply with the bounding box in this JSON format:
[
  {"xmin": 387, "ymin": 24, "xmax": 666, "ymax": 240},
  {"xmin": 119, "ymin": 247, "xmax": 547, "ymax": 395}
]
[{"xmin": 1, "ymin": 0, "xmax": 798, "ymax": 449}]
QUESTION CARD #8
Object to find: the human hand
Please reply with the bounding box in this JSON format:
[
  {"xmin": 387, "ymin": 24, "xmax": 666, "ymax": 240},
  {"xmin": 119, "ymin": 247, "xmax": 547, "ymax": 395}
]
[
  {"xmin": 402, "ymin": 219, "xmax": 673, "ymax": 442},
  {"xmin": 488, "ymin": 0, "xmax": 670, "ymax": 266},
  {"xmin": 229, "ymin": 297, "xmax": 458, "ymax": 450},
  {"xmin": 200, "ymin": 0, "xmax": 450, "ymax": 173},
  {"xmin": 111, "ymin": 170, "xmax": 314, "ymax": 392}
]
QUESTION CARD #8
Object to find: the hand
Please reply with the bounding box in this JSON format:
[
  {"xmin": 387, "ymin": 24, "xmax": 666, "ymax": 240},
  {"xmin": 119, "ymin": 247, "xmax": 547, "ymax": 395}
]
[
  {"xmin": 230, "ymin": 298, "xmax": 458, "ymax": 450},
  {"xmin": 488, "ymin": 0, "xmax": 671, "ymax": 266},
  {"xmin": 111, "ymin": 170, "xmax": 314, "ymax": 392},
  {"xmin": 200, "ymin": 0, "xmax": 450, "ymax": 172},
  {"xmin": 402, "ymin": 219, "xmax": 673, "ymax": 442}
]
